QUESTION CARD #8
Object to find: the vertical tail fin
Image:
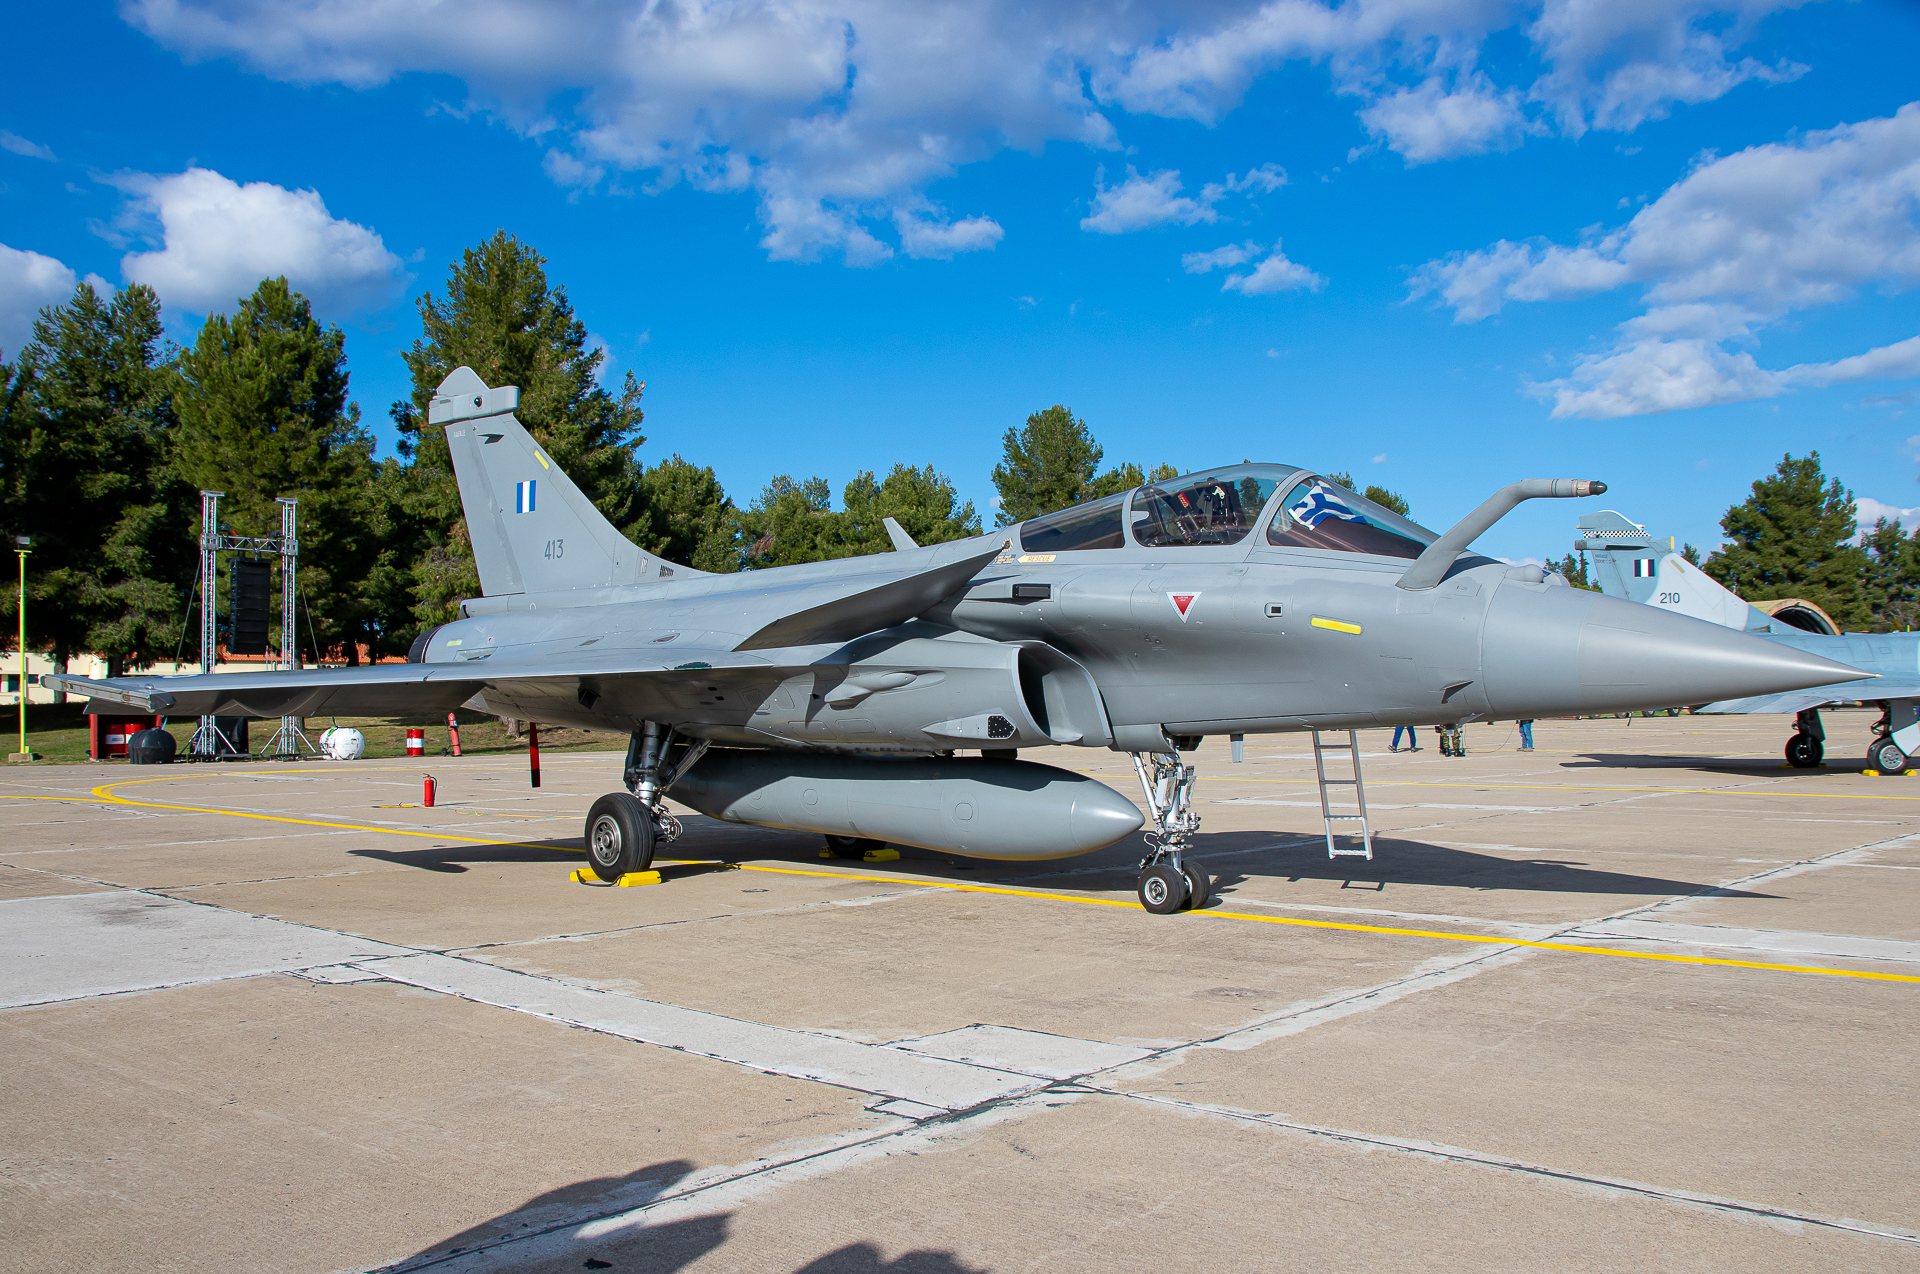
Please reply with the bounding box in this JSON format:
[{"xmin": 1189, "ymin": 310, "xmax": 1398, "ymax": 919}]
[
  {"xmin": 428, "ymin": 366, "xmax": 699, "ymax": 596},
  {"xmin": 1576, "ymin": 510, "xmax": 1759, "ymax": 631}
]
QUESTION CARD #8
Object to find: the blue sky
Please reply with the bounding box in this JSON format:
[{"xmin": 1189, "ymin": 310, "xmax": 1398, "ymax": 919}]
[{"xmin": 3, "ymin": 0, "xmax": 1917, "ymax": 564}]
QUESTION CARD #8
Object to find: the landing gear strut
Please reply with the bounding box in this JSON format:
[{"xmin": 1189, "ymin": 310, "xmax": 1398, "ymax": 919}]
[
  {"xmin": 583, "ymin": 722, "xmax": 708, "ymax": 882},
  {"xmin": 1130, "ymin": 751, "xmax": 1207, "ymax": 914}
]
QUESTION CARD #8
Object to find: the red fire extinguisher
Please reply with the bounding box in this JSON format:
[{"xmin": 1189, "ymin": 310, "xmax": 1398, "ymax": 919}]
[{"xmin": 423, "ymin": 774, "xmax": 437, "ymax": 807}]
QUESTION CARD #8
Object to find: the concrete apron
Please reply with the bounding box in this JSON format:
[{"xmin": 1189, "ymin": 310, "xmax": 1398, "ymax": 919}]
[{"xmin": 3, "ymin": 713, "xmax": 1919, "ymax": 1272}]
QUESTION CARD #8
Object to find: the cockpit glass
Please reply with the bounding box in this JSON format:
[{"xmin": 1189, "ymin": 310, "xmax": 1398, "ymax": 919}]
[
  {"xmin": 1131, "ymin": 471, "xmax": 1281, "ymax": 547},
  {"xmin": 1266, "ymin": 477, "xmax": 1435, "ymax": 559},
  {"xmin": 1018, "ymin": 492, "xmax": 1127, "ymax": 552}
]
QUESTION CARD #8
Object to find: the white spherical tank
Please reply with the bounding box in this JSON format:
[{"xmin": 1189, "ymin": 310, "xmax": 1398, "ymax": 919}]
[{"xmin": 321, "ymin": 727, "xmax": 366, "ymax": 761}]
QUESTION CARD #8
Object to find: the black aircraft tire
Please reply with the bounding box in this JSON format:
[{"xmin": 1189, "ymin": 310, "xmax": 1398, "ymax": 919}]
[
  {"xmin": 1138, "ymin": 864, "xmax": 1186, "ymax": 915},
  {"xmin": 823, "ymin": 834, "xmax": 883, "ymax": 858},
  {"xmin": 585, "ymin": 793, "xmax": 655, "ymax": 882},
  {"xmin": 1868, "ymin": 738, "xmax": 1908, "ymax": 775},
  {"xmin": 1785, "ymin": 732, "xmax": 1823, "ymax": 769},
  {"xmin": 1182, "ymin": 861, "xmax": 1210, "ymax": 911}
]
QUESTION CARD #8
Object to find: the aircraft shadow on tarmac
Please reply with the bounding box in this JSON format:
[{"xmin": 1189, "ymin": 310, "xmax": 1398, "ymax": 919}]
[
  {"xmin": 348, "ymin": 839, "xmax": 591, "ymax": 873},
  {"xmin": 387, "ymin": 1157, "xmax": 987, "ymax": 1272},
  {"xmin": 1557, "ymin": 751, "xmax": 1868, "ymax": 776},
  {"xmin": 1019, "ymin": 829, "xmax": 1776, "ymax": 901}
]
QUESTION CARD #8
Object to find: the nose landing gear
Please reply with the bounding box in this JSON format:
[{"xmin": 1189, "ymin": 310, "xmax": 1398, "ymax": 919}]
[
  {"xmin": 1131, "ymin": 751, "xmax": 1208, "ymax": 914},
  {"xmin": 583, "ymin": 723, "xmax": 708, "ymax": 883},
  {"xmin": 1785, "ymin": 707, "xmax": 1825, "ymax": 769}
]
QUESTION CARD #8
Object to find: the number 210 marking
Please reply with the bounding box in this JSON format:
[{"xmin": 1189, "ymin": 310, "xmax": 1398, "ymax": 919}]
[
  {"xmin": 544, "ymin": 539, "xmax": 565, "ymax": 559},
  {"xmin": 1659, "ymin": 591, "xmax": 1681, "ymax": 604}
]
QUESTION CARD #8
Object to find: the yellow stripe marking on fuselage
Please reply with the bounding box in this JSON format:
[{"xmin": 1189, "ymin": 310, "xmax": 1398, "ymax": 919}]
[{"xmin": 1310, "ymin": 616, "xmax": 1362, "ymax": 635}]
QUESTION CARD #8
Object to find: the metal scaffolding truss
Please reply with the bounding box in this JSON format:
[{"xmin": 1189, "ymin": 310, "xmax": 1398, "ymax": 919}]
[{"xmin": 187, "ymin": 492, "xmax": 315, "ymax": 762}]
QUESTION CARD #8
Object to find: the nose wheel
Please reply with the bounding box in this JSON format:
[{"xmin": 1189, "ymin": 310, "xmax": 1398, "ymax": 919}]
[
  {"xmin": 1130, "ymin": 750, "xmax": 1207, "ymax": 913},
  {"xmin": 1784, "ymin": 731, "xmax": 1823, "ymax": 768}
]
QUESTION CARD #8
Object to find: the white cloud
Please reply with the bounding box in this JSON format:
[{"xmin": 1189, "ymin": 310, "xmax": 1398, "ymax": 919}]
[
  {"xmin": 1359, "ymin": 73, "xmax": 1536, "ymax": 163},
  {"xmin": 1081, "ymin": 168, "xmax": 1218, "ymax": 234},
  {"xmin": 1183, "ymin": 238, "xmax": 1324, "ymax": 292},
  {"xmin": 894, "ymin": 207, "xmax": 1004, "ymax": 259},
  {"xmin": 1527, "ymin": 0, "xmax": 1806, "ymax": 136},
  {"xmin": 0, "ymin": 244, "xmax": 80, "ymax": 355},
  {"xmin": 1182, "ymin": 241, "xmax": 1259, "ymax": 273},
  {"xmin": 111, "ymin": 168, "xmax": 408, "ymax": 315},
  {"xmin": 1856, "ymin": 497, "xmax": 1920, "ymax": 538},
  {"xmin": 1419, "ymin": 103, "xmax": 1920, "ymax": 418},
  {"xmin": 123, "ymin": 0, "xmax": 1824, "ymax": 262},
  {"xmin": 1222, "ymin": 245, "xmax": 1325, "ymax": 295},
  {"xmin": 0, "ymin": 131, "xmax": 56, "ymax": 161}
]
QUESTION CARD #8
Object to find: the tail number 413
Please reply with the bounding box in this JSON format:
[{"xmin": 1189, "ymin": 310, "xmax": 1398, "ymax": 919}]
[{"xmin": 545, "ymin": 539, "xmax": 565, "ymax": 560}]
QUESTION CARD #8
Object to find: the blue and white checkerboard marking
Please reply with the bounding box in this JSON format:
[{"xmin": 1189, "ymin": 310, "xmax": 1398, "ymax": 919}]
[{"xmin": 515, "ymin": 480, "xmax": 536, "ymax": 513}]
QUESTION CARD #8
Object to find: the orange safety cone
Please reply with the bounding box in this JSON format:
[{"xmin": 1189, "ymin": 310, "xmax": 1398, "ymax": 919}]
[{"xmin": 423, "ymin": 774, "xmax": 436, "ymax": 807}]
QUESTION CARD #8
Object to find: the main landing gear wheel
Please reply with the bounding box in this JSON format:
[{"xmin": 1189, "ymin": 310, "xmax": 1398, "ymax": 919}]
[
  {"xmin": 585, "ymin": 793, "xmax": 656, "ymax": 882},
  {"xmin": 823, "ymin": 834, "xmax": 884, "ymax": 858},
  {"xmin": 1182, "ymin": 861, "xmax": 1210, "ymax": 911},
  {"xmin": 1138, "ymin": 863, "xmax": 1187, "ymax": 914},
  {"xmin": 1784, "ymin": 732, "xmax": 1823, "ymax": 768},
  {"xmin": 1868, "ymin": 737, "xmax": 1908, "ymax": 775}
]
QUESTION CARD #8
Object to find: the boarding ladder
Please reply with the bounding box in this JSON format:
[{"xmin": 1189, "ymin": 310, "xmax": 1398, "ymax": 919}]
[{"xmin": 1312, "ymin": 730, "xmax": 1373, "ymax": 860}]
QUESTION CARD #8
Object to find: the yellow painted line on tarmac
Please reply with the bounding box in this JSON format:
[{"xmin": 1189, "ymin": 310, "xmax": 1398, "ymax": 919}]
[
  {"xmin": 726, "ymin": 864, "xmax": 1920, "ymax": 984},
  {"xmin": 11, "ymin": 776, "xmax": 1916, "ymax": 985}
]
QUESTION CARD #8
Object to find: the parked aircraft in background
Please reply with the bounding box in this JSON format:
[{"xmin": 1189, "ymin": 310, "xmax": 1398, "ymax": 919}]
[
  {"xmin": 1578, "ymin": 510, "xmax": 1920, "ymax": 772},
  {"xmin": 44, "ymin": 370, "xmax": 1865, "ymax": 912}
]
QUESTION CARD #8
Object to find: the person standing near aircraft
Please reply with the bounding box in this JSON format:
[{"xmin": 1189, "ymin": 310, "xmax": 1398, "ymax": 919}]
[
  {"xmin": 1391, "ymin": 725, "xmax": 1419, "ymax": 751},
  {"xmin": 1518, "ymin": 719, "xmax": 1535, "ymax": 751}
]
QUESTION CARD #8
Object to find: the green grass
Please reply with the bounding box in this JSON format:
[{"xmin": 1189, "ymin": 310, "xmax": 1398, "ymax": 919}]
[{"xmin": 6, "ymin": 702, "xmax": 623, "ymax": 767}]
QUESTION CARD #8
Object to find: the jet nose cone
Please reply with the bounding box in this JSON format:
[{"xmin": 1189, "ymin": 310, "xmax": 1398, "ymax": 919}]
[{"xmin": 1484, "ymin": 586, "xmax": 1870, "ymax": 717}]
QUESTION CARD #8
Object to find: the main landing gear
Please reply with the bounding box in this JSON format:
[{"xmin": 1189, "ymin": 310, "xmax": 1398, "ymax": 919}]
[
  {"xmin": 1784, "ymin": 707, "xmax": 1825, "ymax": 769},
  {"xmin": 1130, "ymin": 751, "xmax": 1208, "ymax": 915},
  {"xmin": 585, "ymin": 722, "xmax": 709, "ymax": 882}
]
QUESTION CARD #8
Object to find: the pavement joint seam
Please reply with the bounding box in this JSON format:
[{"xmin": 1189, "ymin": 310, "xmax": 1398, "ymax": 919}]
[{"xmin": 1089, "ymin": 1089, "xmax": 1920, "ymax": 1247}]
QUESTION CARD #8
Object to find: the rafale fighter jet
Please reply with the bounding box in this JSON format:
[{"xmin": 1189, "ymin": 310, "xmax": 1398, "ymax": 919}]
[
  {"xmin": 1578, "ymin": 509, "xmax": 1920, "ymax": 772},
  {"xmin": 46, "ymin": 369, "xmax": 1865, "ymax": 912}
]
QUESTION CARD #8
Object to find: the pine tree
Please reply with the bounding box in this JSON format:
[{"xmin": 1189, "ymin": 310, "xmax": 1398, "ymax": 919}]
[
  {"xmin": 174, "ymin": 278, "xmax": 380, "ymax": 664},
  {"xmin": 993, "ymin": 406, "xmax": 1102, "ymax": 524},
  {"xmin": 391, "ymin": 232, "xmax": 645, "ymax": 624},
  {"xmin": 1862, "ymin": 518, "xmax": 1920, "ymax": 631},
  {"xmin": 634, "ymin": 455, "xmax": 740, "ymax": 573},
  {"xmin": 1088, "ymin": 461, "xmax": 1180, "ymax": 500},
  {"xmin": 1325, "ymin": 471, "xmax": 1411, "ymax": 517},
  {"xmin": 0, "ymin": 283, "xmax": 192, "ymax": 679},
  {"xmin": 740, "ymin": 475, "xmax": 839, "ymax": 568},
  {"xmin": 841, "ymin": 464, "xmax": 981, "ymax": 554},
  {"xmin": 1702, "ymin": 452, "xmax": 1867, "ymax": 628}
]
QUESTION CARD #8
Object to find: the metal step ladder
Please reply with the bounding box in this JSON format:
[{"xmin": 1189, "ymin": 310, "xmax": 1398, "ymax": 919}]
[{"xmin": 1312, "ymin": 730, "xmax": 1373, "ymax": 860}]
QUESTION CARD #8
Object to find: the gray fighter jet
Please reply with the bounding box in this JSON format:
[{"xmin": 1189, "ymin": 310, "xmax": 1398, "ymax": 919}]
[
  {"xmin": 45, "ymin": 369, "xmax": 1865, "ymax": 912},
  {"xmin": 1577, "ymin": 509, "xmax": 1920, "ymax": 772}
]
